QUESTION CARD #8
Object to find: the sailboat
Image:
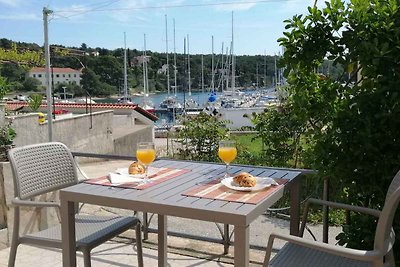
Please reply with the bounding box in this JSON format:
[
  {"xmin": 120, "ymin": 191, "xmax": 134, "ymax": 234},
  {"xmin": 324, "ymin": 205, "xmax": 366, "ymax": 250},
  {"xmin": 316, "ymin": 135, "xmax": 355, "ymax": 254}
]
[
  {"xmin": 159, "ymin": 16, "xmax": 183, "ymax": 114},
  {"xmin": 141, "ymin": 34, "xmax": 155, "ymax": 113},
  {"xmin": 118, "ymin": 32, "xmax": 134, "ymax": 104},
  {"xmin": 185, "ymin": 34, "xmax": 199, "ymax": 110}
]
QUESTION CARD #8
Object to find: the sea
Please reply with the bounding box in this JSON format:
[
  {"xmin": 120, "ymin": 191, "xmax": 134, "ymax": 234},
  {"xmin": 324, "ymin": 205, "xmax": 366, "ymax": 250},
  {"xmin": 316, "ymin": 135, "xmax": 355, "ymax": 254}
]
[{"xmin": 97, "ymin": 88, "xmax": 272, "ymax": 125}]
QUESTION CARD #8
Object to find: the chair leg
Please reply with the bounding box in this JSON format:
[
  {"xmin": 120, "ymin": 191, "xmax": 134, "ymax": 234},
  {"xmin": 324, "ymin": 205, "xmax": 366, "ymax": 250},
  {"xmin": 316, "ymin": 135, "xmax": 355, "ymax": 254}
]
[
  {"xmin": 135, "ymin": 223, "xmax": 144, "ymax": 267},
  {"xmin": 142, "ymin": 212, "xmax": 149, "ymax": 240},
  {"xmin": 82, "ymin": 249, "xmax": 91, "ymax": 267},
  {"xmin": 8, "ymin": 207, "xmax": 20, "ymax": 267}
]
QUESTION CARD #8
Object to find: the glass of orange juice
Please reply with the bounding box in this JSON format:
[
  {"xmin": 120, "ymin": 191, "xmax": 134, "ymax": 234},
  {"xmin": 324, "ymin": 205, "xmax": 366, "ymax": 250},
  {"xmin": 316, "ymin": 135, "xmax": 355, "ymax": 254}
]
[
  {"xmin": 218, "ymin": 140, "xmax": 237, "ymax": 179},
  {"xmin": 136, "ymin": 142, "xmax": 156, "ymax": 183}
]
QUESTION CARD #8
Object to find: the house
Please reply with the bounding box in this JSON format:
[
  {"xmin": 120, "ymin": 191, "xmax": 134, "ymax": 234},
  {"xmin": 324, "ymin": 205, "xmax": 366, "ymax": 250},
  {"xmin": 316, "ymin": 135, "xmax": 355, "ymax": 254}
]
[{"xmin": 28, "ymin": 67, "xmax": 82, "ymax": 86}]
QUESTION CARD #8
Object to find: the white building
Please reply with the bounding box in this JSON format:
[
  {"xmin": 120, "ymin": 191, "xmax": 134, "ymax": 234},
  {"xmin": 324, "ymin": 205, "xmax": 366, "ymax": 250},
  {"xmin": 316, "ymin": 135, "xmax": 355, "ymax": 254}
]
[{"xmin": 28, "ymin": 67, "xmax": 82, "ymax": 86}]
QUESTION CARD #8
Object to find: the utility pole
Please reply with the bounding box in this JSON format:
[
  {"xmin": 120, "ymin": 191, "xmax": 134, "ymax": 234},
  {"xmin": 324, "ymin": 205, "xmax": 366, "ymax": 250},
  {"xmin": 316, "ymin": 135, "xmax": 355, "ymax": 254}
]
[
  {"xmin": 173, "ymin": 18, "xmax": 177, "ymax": 96},
  {"xmin": 43, "ymin": 7, "xmax": 53, "ymax": 141},
  {"xmin": 211, "ymin": 35, "xmax": 214, "ymax": 92}
]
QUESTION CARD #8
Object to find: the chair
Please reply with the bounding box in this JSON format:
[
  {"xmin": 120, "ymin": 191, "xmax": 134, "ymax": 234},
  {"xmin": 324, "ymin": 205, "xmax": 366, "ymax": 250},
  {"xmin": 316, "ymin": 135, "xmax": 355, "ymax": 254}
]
[
  {"xmin": 7, "ymin": 142, "xmax": 144, "ymax": 267},
  {"xmin": 264, "ymin": 170, "xmax": 400, "ymax": 267}
]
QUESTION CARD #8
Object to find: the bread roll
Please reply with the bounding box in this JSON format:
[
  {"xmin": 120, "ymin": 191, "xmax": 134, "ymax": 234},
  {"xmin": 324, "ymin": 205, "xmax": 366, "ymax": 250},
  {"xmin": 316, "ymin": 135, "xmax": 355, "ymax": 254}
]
[
  {"xmin": 128, "ymin": 161, "xmax": 145, "ymax": 175},
  {"xmin": 233, "ymin": 172, "xmax": 257, "ymax": 187}
]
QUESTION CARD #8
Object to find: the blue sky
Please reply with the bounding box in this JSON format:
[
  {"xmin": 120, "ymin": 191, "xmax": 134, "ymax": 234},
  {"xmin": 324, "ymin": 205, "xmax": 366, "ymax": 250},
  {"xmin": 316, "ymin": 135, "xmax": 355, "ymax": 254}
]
[{"xmin": 0, "ymin": 0, "xmax": 323, "ymax": 56}]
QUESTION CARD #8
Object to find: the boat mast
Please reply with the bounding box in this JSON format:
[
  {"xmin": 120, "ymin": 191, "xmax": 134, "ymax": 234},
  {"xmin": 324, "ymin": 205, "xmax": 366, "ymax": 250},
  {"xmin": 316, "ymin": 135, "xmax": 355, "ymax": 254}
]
[
  {"xmin": 221, "ymin": 42, "xmax": 224, "ymax": 92},
  {"xmin": 211, "ymin": 35, "xmax": 215, "ymax": 92},
  {"xmin": 256, "ymin": 63, "xmax": 259, "ymax": 88},
  {"xmin": 264, "ymin": 49, "xmax": 267, "ymax": 88},
  {"xmin": 274, "ymin": 53, "xmax": 278, "ymax": 88},
  {"xmin": 187, "ymin": 34, "xmax": 191, "ymax": 96},
  {"xmin": 123, "ymin": 32, "xmax": 128, "ymax": 102},
  {"xmin": 173, "ymin": 18, "xmax": 177, "ymax": 96},
  {"xmin": 201, "ymin": 54, "xmax": 204, "ymax": 93},
  {"xmin": 231, "ymin": 11, "xmax": 235, "ymax": 92},
  {"xmin": 165, "ymin": 14, "xmax": 170, "ymax": 95}
]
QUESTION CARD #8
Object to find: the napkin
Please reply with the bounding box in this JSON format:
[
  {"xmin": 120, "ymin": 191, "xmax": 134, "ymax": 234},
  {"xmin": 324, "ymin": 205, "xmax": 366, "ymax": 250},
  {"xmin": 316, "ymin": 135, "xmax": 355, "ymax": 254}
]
[
  {"xmin": 108, "ymin": 172, "xmax": 144, "ymax": 184},
  {"xmin": 257, "ymin": 177, "xmax": 280, "ymax": 186}
]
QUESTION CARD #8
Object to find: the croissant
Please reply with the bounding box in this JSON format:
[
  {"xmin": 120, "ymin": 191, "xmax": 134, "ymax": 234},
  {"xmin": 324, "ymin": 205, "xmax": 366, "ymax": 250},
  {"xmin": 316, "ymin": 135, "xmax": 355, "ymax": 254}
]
[
  {"xmin": 128, "ymin": 161, "xmax": 145, "ymax": 175},
  {"xmin": 233, "ymin": 172, "xmax": 257, "ymax": 187}
]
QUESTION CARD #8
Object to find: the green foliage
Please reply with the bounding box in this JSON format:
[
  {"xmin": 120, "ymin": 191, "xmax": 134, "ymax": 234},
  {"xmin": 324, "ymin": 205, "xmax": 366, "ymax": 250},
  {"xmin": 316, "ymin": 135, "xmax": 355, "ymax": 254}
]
[
  {"xmin": 22, "ymin": 77, "xmax": 41, "ymax": 92},
  {"xmin": 0, "ymin": 120, "xmax": 16, "ymax": 161},
  {"xmin": 272, "ymin": 0, "xmax": 400, "ymax": 259},
  {"xmin": 0, "ymin": 43, "xmax": 44, "ymax": 66},
  {"xmin": 27, "ymin": 94, "xmax": 43, "ymax": 112},
  {"xmin": 174, "ymin": 113, "xmax": 229, "ymax": 161},
  {"xmin": 0, "ymin": 76, "xmax": 9, "ymax": 100}
]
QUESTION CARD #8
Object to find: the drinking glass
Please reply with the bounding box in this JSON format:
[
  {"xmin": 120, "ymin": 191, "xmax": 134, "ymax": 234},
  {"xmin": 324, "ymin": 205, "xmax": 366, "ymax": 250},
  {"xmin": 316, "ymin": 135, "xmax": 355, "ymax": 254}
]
[
  {"xmin": 136, "ymin": 142, "xmax": 156, "ymax": 184},
  {"xmin": 218, "ymin": 140, "xmax": 237, "ymax": 179}
]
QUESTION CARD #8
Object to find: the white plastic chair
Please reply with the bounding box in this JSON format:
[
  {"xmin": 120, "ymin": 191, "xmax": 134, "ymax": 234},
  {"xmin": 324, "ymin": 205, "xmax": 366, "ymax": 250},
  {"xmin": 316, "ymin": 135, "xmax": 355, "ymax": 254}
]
[
  {"xmin": 7, "ymin": 142, "xmax": 143, "ymax": 267},
  {"xmin": 264, "ymin": 170, "xmax": 400, "ymax": 267}
]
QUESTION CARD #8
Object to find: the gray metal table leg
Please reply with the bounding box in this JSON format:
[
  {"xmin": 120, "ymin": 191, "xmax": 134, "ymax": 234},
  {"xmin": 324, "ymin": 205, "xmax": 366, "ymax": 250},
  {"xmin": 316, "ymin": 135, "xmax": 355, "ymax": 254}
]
[
  {"xmin": 223, "ymin": 223, "xmax": 230, "ymax": 254},
  {"xmin": 289, "ymin": 178, "xmax": 301, "ymax": 236},
  {"xmin": 234, "ymin": 224, "xmax": 249, "ymax": 267},
  {"xmin": 61, "ymin": 198, "xmax": 77, "ymax": 267},
  {"xmin": 143, "ymin": 212, "xmax": 149, "ymax": 240},
  {"xmin": 158, "ymin": 214, "xmax": 167, "ymax": 267}
]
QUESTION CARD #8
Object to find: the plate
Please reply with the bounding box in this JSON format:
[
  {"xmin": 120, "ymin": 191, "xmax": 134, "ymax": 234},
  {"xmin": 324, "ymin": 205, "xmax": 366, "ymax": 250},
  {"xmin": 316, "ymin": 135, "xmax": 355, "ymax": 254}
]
[
  {"xmin": 115, "ymin": 168, "xmax": 146, "ymax": 178},
  {"xmin": 220, "ymin": 176, "xmax": 275, "ymax": 192}
]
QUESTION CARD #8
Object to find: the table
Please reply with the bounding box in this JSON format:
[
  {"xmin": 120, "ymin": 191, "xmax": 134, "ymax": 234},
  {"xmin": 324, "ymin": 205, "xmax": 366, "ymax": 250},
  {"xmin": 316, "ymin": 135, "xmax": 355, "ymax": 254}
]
[{"xmin": 60, "ymin": 159, "xmax": 302, "ymax": 267}]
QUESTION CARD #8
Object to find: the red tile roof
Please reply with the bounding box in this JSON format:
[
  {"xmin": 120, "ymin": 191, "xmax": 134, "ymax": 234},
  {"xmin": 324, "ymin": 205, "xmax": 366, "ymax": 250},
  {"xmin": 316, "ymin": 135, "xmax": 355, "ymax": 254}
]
[
  {"xmin": 30, "ymin": 67, "xmax": 81, "ymax": 73},
  {"xmin": 6, "ymin": 102, "xmax": 158, "ymax": 121}
]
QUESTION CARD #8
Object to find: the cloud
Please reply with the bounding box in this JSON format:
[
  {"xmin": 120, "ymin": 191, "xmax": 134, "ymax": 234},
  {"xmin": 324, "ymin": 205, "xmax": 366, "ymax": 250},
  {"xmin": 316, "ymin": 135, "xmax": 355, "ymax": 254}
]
[
  {"xmin": 0, "ymin": 0, "xmax": 19, "ymax": 7},
  {"xmin": 0, "ymin": 13, "xmax": 40, "ymax": 21}
]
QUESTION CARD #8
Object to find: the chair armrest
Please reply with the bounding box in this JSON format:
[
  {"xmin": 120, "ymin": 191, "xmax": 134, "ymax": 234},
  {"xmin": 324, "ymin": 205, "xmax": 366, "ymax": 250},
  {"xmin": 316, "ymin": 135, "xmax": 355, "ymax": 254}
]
[
  {"xmin": 12, "ymin": 198, "xmax": 61, "ymax": 210},
  {"xmin": 264, "ymin": 233, "xmax": 383, "ymax": 265},
  {"xmin": 307, "ymin": 198, "xmax": 381, "ymax": 217}
]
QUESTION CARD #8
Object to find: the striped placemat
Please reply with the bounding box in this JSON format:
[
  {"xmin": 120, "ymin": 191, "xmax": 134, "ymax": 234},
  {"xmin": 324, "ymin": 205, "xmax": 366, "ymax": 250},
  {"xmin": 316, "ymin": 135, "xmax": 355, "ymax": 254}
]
[
  {"xmin": 84, "ymin": 167, "xmax": 190, "ymax": 190},
  {"xmin": 182, "ymin": 178, "xmax": 289, "ymax": 204}
]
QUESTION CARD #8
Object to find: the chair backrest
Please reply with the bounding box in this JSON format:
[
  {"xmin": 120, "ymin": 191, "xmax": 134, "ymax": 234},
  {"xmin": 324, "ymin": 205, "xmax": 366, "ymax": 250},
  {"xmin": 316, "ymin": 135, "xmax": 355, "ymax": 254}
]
[
  {"xmin": 374, "ymin": 170, "xmax": 400, "ymax": 254},
  {"xmin": 8, "ymin": 142, "xmax": 78, "ymax": 200}
]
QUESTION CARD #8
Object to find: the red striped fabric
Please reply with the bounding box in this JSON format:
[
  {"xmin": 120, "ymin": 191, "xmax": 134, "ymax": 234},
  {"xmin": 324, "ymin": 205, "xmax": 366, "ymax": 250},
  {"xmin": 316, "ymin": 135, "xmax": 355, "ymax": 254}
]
[
  {"xmin": 182, "ymin": 178, "xmax": 289, "ymax": 204},
  {"xmin": 84, "ymin": 167, "xmax": 190, "ymax": 190}
]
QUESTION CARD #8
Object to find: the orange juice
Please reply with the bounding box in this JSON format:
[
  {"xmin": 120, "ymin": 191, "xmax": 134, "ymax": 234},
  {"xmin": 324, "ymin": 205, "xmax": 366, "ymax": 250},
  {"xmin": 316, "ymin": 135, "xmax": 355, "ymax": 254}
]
[
  {"xmin": 218, "ymin": 147, "xmax": 237, "ymax": 164},
  {"xmin": 137, "ymin": 149, "xmax": 156, "ymax": 165}
]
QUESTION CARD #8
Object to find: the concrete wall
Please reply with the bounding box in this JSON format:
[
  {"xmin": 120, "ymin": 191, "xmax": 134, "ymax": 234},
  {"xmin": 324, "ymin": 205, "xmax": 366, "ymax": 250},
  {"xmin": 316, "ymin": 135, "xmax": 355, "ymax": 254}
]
[
  {"xmin": 113, "ymin": 125, "xmax": 153, "ymax": 156},
  {"xmin": 11, "ymin": 111, "xmax": 115, "ymax": 155},
  {"xmin": 218, "ymin": 107, "xmax": 264, "ymax": 129}
]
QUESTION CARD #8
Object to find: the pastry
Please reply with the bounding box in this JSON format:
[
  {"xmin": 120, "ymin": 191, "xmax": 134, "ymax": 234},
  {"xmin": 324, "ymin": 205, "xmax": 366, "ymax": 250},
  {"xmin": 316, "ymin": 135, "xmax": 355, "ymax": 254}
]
[
  {"xmin": 128, "ymin": 161, "xmax": 145, "ymax": 175},
  {"xmin": 233, "ymin": 172, "xmax": 257, "ymax": 187}
]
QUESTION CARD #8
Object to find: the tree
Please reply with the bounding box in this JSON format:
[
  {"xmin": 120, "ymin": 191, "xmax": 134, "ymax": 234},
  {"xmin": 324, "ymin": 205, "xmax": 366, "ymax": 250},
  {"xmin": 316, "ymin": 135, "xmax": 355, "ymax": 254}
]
[
  {"xmin": 271, "ymin": 0, "xmax": 400, "ymax": 261},
  {"xmin": 0, "ymin": 76, "xmax": 9, "ymax": 100},
  {"xmin": 0, "ymin": 62, "xmax": 25, "ymax": 83},
  {"xmin": 80, "ymin": 68, "xmax": 101, "ymax": 95},
  {"xmin": 27, "ymin": 94, "xmax": 43, "ymax": 112},
  {"xmin": 22, "ymin": 77, "xmax": 41, "ymax": 92}
]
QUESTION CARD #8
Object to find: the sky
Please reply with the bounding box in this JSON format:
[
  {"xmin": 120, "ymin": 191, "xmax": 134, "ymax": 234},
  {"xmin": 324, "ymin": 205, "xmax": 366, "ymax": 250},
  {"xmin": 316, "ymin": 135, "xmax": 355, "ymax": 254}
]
[{"xmin": 0, "ymin": 0, "xmax": 325, "ymax": 56}]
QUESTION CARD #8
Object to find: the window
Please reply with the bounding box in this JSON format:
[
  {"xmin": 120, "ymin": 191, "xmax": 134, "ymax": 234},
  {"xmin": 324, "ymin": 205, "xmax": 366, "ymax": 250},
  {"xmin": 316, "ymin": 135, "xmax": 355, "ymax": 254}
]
[
  {"xmin": 63, "ymin": 74, "xmax": 65, "ymax": 77},
  {"xmin": 56, "ymin": 74, "xmax": 60, "ymax": 78},
  {"xmin": 33, "ymin": 74, "xmax": 36, "ymax": 78},
  {"xmin": 68, "ymin": 74, "xmax": 71, "ymax": 77},
  {"xmin": 38, "ymin": 74, "xmax": 42, "ymax": 78},
  {"xmin": 74, "ymin": 74, "xmax": 77, "ymax": 77}
]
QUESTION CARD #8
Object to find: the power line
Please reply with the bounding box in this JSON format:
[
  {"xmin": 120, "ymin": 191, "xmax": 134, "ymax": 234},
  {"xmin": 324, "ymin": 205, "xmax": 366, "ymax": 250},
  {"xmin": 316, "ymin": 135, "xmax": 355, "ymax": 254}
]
[{"xmin": 54, "ymin": 0, "xmax": 295, "ymax": 15}]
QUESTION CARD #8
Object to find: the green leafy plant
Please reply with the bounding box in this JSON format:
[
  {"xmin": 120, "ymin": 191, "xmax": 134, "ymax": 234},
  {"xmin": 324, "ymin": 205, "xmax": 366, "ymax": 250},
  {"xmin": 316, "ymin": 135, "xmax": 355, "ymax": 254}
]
[
  {"xmin": 0, "ymin": 75, "xmax": 9, "ymax": 101},
  {"xmin": 27, "ymin": 94, "xmax": 43, "ymax": 112},
  {"xmin": 0, "ymin": 120, "xmax": 16, "ymax": 161},
  {"xmin": 174, "ymin": 113, "xmax": 229, "ymax": 162},
  {"xmin": 275, "ymin": 0, "xmax": 400, "ymax": 261}
]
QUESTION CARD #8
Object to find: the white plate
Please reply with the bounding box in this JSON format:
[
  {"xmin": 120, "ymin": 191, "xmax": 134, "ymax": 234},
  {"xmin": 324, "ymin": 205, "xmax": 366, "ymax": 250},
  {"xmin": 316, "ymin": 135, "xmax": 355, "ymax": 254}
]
[
  {"xmin": 115, "ymin": 168, "xmax": 146, "ymax": 179},
  {"xmin": 220, "ymin": 176, "xmax": 276, "ymax": 192}
]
